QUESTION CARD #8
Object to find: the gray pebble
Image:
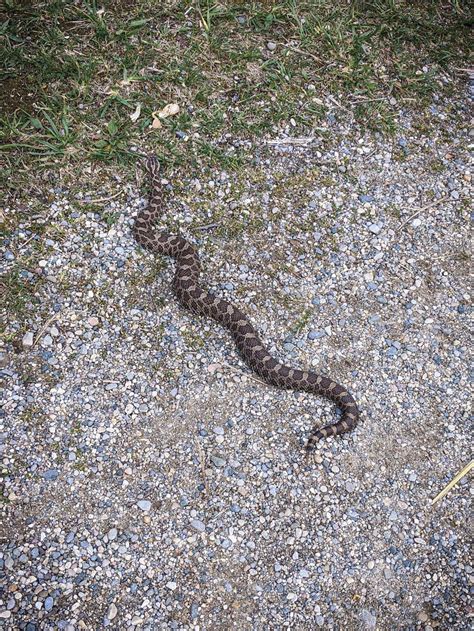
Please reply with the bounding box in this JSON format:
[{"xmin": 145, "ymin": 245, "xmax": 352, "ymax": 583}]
[
  {"xmin": 44, "ymin": 596, "xmax": 54, "ymax": 611},
  {"xmin": 22, "ymin": 332, "xmax": 34, "ymax": 348},
  {"xmin": 359, "ymin": 609, "xmax": 377, "ymax": 629},
  {"xmin": 368, "ymin": 223, "xmax": 381, "ymax": 235},
  {"xmin": 190, "ymin": 519, "xmax": 206, "ymax": 533},
  {"xmin": 107, "ymin": 528, "xmax": 118, "ymax": 541},
  {"xmin": 42, "ymin": 469, "xmax": 59, "ymax": 481},
  {"xmin": 308, "ymin": 330, "xmax": 325, "ymax": 340},
  {"xmin": 210, "ymin": 455, "xmax": 226, "ymax": 468}
]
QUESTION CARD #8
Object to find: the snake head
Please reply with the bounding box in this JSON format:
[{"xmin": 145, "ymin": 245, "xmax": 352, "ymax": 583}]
[{"xmin": 146, "ymin": 155, "xmax": 161, "ymax": 179}]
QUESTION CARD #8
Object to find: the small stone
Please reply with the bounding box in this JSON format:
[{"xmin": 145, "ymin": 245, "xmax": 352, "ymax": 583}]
[
  {"xmin": 88, "ymin": 317, "xmax": 99, "ymax": 327},
  {"xmin": 107, "ymin": 603, "xmax": 118, "ymax": 620},
  {"xmin": 137, "ymin": 500, "xmax": 151, "ymax": 512},
  {"xmin": 191, "ymin": 519, "xmax": 206, "ymax": 532},
  {"xmin": 412, "ymin": 218, "xmax": 422, "ymax": 228},
  {"xmin": 267, "ymin": 41, "xmax": 276, "ymax": 51},
  {"xmin": 308, "ymin": 330, "xmax": 325, "ymax": 340},
  {"xmin": 43, "ymin": 469, "xmax": 59, "ymax": 481},
  {"xmin": 367, "ymin": 223, "xmax": 381, "ymax": 235},
  {"xmin": 359, "ymin": 609, "xmax": 377, "ymax": 629},
  {"xmin": 166, "ymin": 581, "xmax": 177, "ymax": 591},
  {"xmin": 44, "ymin": 596, "xmax": 54, "ymax": 611},
  {"xmin": 210, "ymin": 455, "xmax": 226, "ymax": 468},
  {"xmin": 22, "ymin": 332, "xmax": 34, "ymax": 348},
  {"xmin": 107, "ymin": 528, "xmax": 118, "ymax": 541},
  {"xmin": 359, "ymin": 194, "xmax": 374, "ymax": 203}
]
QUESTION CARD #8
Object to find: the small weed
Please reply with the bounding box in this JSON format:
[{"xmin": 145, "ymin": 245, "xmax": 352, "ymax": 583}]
[
  {"xmin": 291, "ymin": 307, "xmax": 313, "ymax": 334},
  {"xmin": 91, "ymin": 120, "xmax": 136, "ymax": 162}
]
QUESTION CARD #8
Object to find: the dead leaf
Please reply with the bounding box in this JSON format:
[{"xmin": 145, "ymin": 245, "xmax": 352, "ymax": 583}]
[
  {"xmin": 158, "ymin": 103, "xmax": 180, "ymax": 119},
  {"xmin": 151, "ymin": 116, "xmax": 162, "ymax": 129},
  {"xmin": 130, "ymin": 103, "xmax": 141, "ymax": 123}
]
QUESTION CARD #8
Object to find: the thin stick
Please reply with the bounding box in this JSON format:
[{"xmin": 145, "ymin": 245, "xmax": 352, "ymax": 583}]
[
  {"xmin": 327, "ymin": 95, "xmax": 352, "ymax": 114},
  {"xmin": 279, "ymin": 42, "xmax": 323, "ymax": 64},
  {"xmin": 195, "ymin": 440, "xmax": 210, "ymax": 496},
  {"xmin": 266, "ymin": 137, "xmax": 316, "ymax": 146},
  {"xmin": 32, "ymin": 313, "xmax": 58, "ymax": 348},
  {"xmin": 77, "ymin": 190, "xmax": 124, "ymax": 205},
  {"xmin": 431, "ymin": 460, "xmax": 473, "ymax": 505},
  {"xmin": 193, "ymin": 222, "xmax": 220, "ymax": 231},
  {"xmin": 399, "ymin": 196, "xmax": 448, "ymax": 230}
]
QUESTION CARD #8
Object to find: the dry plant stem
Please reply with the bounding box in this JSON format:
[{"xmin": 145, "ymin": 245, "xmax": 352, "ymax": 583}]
[
  {"xmin": 32, "ymin": 313, "xmax": 58, "ymax": 348},
  {"xmin": 400, "ymin": 196, "xmax": 448, "ymax": 230},
  {"xmin": 77, "ymin": 190, "xmax": 124, "ymax": 205},
  {"xmin": 195, "ymin": 440, "xmax": 210, "ymax": 495},
  {"xmin": 431, "ymin": 460, "xmax": 473, "ymax": 505}
]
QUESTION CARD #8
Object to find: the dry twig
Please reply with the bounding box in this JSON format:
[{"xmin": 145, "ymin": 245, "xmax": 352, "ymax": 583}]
[
  {"xmin": 431, "ymin": 460, "xmax": 473, "ymax": 505},
  {"xmin": 400, "ymin": 196, "xmax": 448, "ymax": 230}
]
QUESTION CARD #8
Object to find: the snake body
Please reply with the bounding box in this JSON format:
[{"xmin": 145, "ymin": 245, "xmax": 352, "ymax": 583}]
[{"xmin": 132, "ymin": 157, "xmax": 359, "ymax": 451}]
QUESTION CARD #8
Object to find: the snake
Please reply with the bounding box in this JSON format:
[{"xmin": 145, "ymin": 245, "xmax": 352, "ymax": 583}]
[{"xmin": 132, "ymin": 156, "xmax": 359, "ymax": 452}]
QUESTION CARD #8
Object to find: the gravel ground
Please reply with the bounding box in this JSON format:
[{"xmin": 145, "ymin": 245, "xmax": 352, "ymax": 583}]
[{"xmin": 1, "ymin": 91, "xmax": 472, "ymax": 630}]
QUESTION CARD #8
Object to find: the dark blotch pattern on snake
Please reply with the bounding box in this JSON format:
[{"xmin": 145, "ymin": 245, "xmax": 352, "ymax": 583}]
[{"xmin": 132, "ymin": 157, "xmax": 359, "ymax": 452}]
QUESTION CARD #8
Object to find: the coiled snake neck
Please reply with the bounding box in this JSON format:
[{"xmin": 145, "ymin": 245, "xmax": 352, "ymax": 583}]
[{"xmin": 132, "ymin": 157, "xmax": 359, "ymax": 452}]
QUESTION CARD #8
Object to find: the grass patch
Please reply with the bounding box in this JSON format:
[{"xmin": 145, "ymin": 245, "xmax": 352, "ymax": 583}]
[
  {"xmin": 1, "ymin": 0, "xmax": 470, "ymax": 189},
  {"xmin": 0, "ymin": 0, "xmax": 470, "ymax": 328}
]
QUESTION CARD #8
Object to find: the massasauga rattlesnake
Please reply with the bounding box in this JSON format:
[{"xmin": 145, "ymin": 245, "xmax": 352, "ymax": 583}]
[{"xmin": 132, "ymin": 157, "xmax": 359, "ymax": 452}]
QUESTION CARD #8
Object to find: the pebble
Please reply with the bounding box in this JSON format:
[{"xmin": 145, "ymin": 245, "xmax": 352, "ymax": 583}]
[
  {"xmin": 107, "ymin": 603, "xmax": 118, "ymax": 620},
  {"xmin": 307, "ymin": 330, "xmax": 325, "ymax": 340},
  {"xmin": 210, "ymin": 455, "xmax": 226, "ymax": 468},
  {"xmin": 22, "ymin": 332, "xmax": 34, "ymax": 348},
  {"xmin": 359, "ymin": 609, "xmax": 377, "ymax": 629},
  {"xmin": 137, "ymin": 500, "xmax": 151, "ymax": 512},
  {"xmin": 190, "ymin": 519, "xmax": 206, "ymax": 533},
  {"xmin": 42, "ymin": 469, "xmax": 59, "ymax": 481},
  {"xmin": 367, "ymin": 223, "xmax": 381, "ymax": 235},
  {"xmin": 107, "ymin": 528, "xmax": 118, "ymax": 541},
  {"xmin": 267, "ymin": 41, "xmax": 276, "ymax": 51}
]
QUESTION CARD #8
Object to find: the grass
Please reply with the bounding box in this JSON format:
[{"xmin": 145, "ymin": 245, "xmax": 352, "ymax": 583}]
[
  {"xmin": 1, "ymin": 1, "xmax": 470, "ymax": 186},
  {"xmin": 0, "ymin": 0, "xmax": 471, "ymax": 330}
]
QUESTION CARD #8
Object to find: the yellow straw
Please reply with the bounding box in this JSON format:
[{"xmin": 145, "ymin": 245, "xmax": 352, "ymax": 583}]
[{"xmin": 431, "ymin": 460, "xmax": 473, "ymax": 505}]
